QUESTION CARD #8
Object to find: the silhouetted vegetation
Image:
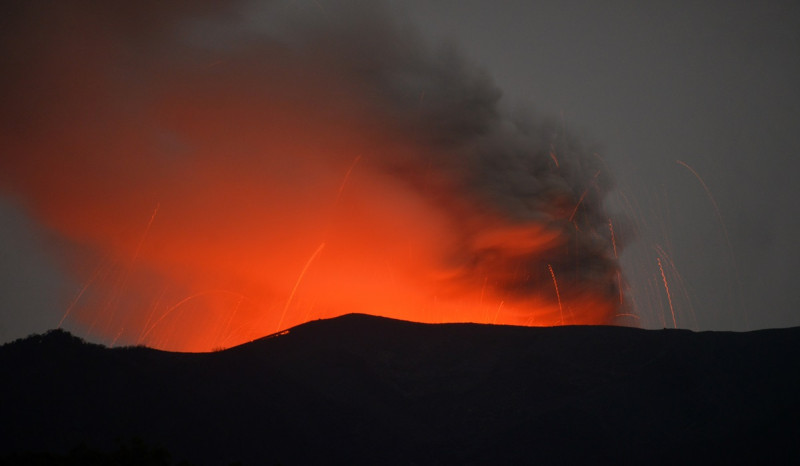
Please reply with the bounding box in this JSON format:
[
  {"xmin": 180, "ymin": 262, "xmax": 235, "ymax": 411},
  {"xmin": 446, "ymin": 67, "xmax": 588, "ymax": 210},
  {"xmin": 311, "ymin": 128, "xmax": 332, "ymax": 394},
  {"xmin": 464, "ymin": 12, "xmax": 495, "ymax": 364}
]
[
  {"xmin": 2, "ymin": 329, "xmax": 95, "ymax": 349},
  {"xmin": 0, "ymin": 437, "xmax": 182, "ymax": 466}
]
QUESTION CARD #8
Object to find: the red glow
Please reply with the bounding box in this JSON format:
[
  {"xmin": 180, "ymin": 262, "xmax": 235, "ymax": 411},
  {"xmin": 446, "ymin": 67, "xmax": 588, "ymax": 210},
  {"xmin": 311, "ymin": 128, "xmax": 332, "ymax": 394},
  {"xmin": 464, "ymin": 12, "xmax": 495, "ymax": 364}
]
[
  {"xmin": 8, "ymin": 106, "xmax": 620, "ymax": 351},
  {"xmin": 1, "ymin": 7, "xmax": 624, "ymax": 351}
]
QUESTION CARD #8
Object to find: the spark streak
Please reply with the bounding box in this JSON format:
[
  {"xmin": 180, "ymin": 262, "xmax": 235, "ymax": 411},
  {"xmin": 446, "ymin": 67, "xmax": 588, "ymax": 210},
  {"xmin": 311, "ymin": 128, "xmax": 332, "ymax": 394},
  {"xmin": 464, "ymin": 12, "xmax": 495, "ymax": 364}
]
[
  {"xmin": 608, "ymin": 218, "xmax": 624, "ymax": 304},
  {"xmin": 676, "ymin": 159, "xmax": 746, "ymax": 325},
  {"xmin": 549, "ymin": 144, "xmax": 560, "ymax": 167},
  {"xmin": 276, "ymin": 242, "xmax": 326, "ymax": 332},
  {"xmin": 608, "ymin": 219, "xmax": 618, "ymax": 258},
  {"xmin": 58, "ymin": 264, "xmax": 102, "ymax": 328},
  {"xmin": 100, "ymin": 202, "xmax": 161, "ymax": 329},
  {"xmin": 334, "ymin": 155, "xmax": 362, "ymax": 205},
  {"xmin": 57, "ymin": 249, "xmax": 118, "ymax": 329},
  {"xmin": 139, "ymin": 290, "xmax": 250, "ymax": 344},
  {"xmin": 568, "ymin": 170, "xmax": 602, "ymax": 222},
  {"xmin": 676, "ymin": 161, "xmax": 727, "ymax": 244},
  {"xmin": 548, "ymin": 264, "xmax": 564, "ymax": 324},
  {"xmin": 657, "ymin": 257, "xmax": 677, "ymax": 329},
  {"xmin": 492, "ymin": 300, "xmax": 504, "ymax": 325},
  {"xmin": 655, "ymin": 244, "xmax": 697, "ymax": 329},
  {"xmin": 132, "ymin": 202, "xmax": 160, "ymax": 263}
]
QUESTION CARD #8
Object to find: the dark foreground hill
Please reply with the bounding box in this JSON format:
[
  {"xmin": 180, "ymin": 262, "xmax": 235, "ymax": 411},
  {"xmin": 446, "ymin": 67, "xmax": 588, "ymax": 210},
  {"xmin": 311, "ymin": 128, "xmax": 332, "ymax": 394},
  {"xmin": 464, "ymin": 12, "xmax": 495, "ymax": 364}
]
[{"xmin": 2, "ymin": 314, "xmax": 799, "ymax": 465}]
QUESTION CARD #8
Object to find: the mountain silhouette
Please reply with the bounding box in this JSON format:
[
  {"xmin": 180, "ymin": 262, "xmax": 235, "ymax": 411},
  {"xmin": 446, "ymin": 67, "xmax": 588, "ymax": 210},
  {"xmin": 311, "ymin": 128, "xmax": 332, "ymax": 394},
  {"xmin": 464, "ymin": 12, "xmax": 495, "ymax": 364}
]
[{"xmin": 2, "ymin": 314, "xmax": 799, "ymax": 465}]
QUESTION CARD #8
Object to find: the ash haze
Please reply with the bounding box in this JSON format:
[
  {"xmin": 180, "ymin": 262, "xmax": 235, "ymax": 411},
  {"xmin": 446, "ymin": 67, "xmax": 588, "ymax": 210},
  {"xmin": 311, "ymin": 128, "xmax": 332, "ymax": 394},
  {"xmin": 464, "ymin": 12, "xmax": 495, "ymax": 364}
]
[
  {"xmin": 390, "ymin": 0, "xmax": 800, "ymax": 332},
  {"xmin": 1, "ymin": 0, "xmax": 798, "ymax": 349}
]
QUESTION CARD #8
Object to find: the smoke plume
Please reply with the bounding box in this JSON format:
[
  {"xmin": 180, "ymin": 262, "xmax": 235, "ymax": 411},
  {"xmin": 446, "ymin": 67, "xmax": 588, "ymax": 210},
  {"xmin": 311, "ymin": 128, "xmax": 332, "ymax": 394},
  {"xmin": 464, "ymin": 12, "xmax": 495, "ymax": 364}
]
[{"xmin": 1, "ymin": 1, "xmax": 624, "ymax": 350}]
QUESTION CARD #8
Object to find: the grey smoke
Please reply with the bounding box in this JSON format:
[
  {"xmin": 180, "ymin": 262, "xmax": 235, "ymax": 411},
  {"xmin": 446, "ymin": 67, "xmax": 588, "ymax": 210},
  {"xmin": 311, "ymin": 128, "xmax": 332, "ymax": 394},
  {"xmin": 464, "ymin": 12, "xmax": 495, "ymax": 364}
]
[{"xmin": 1, "ymin": 0, "xmax": 625, "ymax": 339}]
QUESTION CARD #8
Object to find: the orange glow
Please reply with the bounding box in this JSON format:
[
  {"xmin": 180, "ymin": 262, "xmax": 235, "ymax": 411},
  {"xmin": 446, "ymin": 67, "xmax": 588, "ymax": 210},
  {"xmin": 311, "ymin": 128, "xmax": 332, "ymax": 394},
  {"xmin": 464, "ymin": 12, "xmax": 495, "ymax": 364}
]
[{"xmin": 1, "ymin": 5, "xmax": 625, "ymax": 351}]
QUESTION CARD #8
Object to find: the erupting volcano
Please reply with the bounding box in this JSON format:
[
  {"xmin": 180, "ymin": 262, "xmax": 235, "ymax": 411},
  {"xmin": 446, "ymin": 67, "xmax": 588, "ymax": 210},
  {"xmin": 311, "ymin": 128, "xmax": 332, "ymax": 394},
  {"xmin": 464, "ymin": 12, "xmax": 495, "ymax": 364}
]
[{"xmin": 1, "ymin": 1, "xmax": 626, "ymax": 351}]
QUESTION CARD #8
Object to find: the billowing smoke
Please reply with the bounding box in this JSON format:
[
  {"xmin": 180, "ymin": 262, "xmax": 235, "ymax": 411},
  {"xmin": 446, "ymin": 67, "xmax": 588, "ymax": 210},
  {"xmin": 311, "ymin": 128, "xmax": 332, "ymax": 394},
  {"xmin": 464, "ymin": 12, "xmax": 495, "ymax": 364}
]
[{"xmin": 1, "ymin": 1, "xmax": 624, "ymax": 351}]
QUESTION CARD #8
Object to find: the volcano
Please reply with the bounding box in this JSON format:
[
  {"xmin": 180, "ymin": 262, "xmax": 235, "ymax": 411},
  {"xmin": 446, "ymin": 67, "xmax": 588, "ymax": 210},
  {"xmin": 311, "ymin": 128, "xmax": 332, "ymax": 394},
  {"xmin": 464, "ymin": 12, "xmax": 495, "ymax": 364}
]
[{"xmin": 2, "ymin": 314, "xmax": 799, "ymax": 464}]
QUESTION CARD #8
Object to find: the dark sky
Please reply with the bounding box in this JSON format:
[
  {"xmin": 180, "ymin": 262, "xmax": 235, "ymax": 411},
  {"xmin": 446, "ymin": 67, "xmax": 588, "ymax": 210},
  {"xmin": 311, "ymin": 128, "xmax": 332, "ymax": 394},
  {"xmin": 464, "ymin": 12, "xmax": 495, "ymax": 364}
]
[{"xmin": 1, "ymin": 0, "xmax": 799, "ymax": 345}]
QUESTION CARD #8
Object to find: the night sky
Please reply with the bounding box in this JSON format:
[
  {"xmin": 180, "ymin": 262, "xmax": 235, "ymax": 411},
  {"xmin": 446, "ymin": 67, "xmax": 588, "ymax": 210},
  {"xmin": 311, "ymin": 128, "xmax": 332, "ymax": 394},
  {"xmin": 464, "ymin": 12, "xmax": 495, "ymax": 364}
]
[{"xmin": 2, "ymin": 0, "xmax": 799, "ymax": 348}]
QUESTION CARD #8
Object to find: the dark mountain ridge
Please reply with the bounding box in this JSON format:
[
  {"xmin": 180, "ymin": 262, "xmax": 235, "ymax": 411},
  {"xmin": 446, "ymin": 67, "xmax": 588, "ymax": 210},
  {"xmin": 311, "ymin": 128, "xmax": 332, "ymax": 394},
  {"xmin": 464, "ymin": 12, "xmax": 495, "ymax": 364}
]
[{"xmin": 2, "ymin": 314, "xmax": 799, "ymax": 464}]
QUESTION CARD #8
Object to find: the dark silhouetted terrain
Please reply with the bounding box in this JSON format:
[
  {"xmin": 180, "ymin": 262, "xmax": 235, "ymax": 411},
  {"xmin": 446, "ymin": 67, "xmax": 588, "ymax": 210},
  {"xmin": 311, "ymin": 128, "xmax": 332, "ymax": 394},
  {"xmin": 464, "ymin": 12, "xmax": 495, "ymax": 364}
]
[{"xmin": 2, "ymin": 314, "xmax": 799, "ymax": 465}]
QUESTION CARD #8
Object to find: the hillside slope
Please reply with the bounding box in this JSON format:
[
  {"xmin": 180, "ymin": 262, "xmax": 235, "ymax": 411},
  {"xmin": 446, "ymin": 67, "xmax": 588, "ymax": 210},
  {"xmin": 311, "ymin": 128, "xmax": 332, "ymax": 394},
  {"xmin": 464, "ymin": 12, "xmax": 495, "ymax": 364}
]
[{"xmin": 2, "ymin": 314, "xmax": 799, "ymax": 465}]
